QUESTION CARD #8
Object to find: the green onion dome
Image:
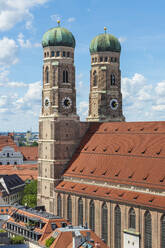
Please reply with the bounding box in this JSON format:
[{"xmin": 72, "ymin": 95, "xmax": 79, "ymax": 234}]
[
  {"xmin": 42, "ymin": 24, "xmax": 75, "ymax": 48},
  {"xmin": 89, "ymin": 31, "xmax": 121, "ymax": 54}
]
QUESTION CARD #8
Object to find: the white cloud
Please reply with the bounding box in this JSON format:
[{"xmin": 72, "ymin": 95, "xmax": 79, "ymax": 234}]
[
  {"xmin": 67, "ymin": 17, "xmax": 76, "ymax": 23},
  {"xmin": 17, "ymin": 33, "xmax": 32, "ymax": 48},
  {"xmin": 7, "ymin": 82, "xmax": 27, "ymax": 87},
  {"xmin": 119, "ymin": 37, "xmax": 127, "ymax": 43},
  {"xmin": 0, "ymin": 37, "xmax": 18, "ymax": 67},
  {"xmin": 0, "ymin": 0, "xmax": 49, "ymax": 31},
  {"xmin": 78, "ymin": 101, "xmax": 88, "ymax": 119}
]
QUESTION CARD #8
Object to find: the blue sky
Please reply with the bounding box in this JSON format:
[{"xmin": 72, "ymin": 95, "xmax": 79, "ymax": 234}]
[{"xmin": 0, "ymin": 0, "xmax": 165, "ymax": 131}]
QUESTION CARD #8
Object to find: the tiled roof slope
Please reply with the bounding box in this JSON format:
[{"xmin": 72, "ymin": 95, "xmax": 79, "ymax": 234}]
[
  {"xmin": 0, "ymin": 164, "xmax": 38, "ymax": 181},
  {"xmin": 64, "ymin": 122, "xmax": 165, "ymax": 191},
  {"xmin": 56, "ymin": 181, "xmax": 165, "ymax": 211},
  {"xmin": 0, "ymin": 136, "xmax": 18, "ymax": 151},
  {"xmin": 19, "ymin": 147, "xmax": 38, "ymax": 161}
]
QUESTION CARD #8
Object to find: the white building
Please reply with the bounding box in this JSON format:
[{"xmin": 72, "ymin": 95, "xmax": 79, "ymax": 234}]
[{"xmin": 0, "ymin": 146, "xmax": 23, "ymax": 165}]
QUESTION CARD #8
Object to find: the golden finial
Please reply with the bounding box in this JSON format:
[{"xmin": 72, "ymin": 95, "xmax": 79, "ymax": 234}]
[
  {"xmin": 104, "ymin": 27, "xmax": 107, "ymax": 34},
  {"xmin": 57, "ymin": 20, "xmax": 61, "ymax": 26}
]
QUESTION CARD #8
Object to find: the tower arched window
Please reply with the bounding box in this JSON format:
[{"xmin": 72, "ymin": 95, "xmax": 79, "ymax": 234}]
[
  {"xmin": 78, "ymin": 197, "xmax": 83, "ymax": 226},
  {"xmin": 45, "ymin": 67, "xmax": 49, "ymax": 84},
  {"xmin": 57, "ymin": 194, "xmax": 61, "ymax": 217},
  {"xmin": 67, "ymin": 195, "xmax": 72, "ymax": 223},
  {"xmin": 115, "ymin": 205, "xmax": 121, "ymax": 248},
  {"xmin": 144, "ymin": 211, "xmax": 152, "ymax": 248},
  {"xmin": 129, "ymin": 208, "xmax": 136, "ymax": 229},
  {"xmin": 161, "ymin": 214, "xmax": 165, "ymax": 248},
  {"xmin": 101, "ymin": 202, "xmax": 108, "ymax": 243},
  {"xmin": 89, "ymin": 200, "xmax": 95, "ymax": 231},
  {"xmin": 63, "ymin": 70, "xmax": 69, "ymax": 83},
  {"xmin": 93, "ymin": 70, "xmax": 97, "ymax": 86},
  {"xmin": 111, "ymin": 74, "xmax": 115, "ymax": 85},
  {"xmin": 51, "ymin": 51, "xmax": 55, "ymax": 57}
]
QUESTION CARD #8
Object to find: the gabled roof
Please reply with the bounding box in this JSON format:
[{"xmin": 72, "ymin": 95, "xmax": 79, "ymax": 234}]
[
  {"xmin": 63, "ymin": 121, "xmax": 165, "ymax": 191},
  {"xmin": 0, "ymin": 174, "xmax": 25, "ymax": 196}
]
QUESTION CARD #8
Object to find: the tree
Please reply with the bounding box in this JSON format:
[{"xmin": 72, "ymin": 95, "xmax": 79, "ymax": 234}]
[
  {"xmin": 21, "ymin": 180, "xmax": 37, "ymax": 208},
  {"xmin": 10, "ymin": 235, "xmax": 24, "ymax": 244}
]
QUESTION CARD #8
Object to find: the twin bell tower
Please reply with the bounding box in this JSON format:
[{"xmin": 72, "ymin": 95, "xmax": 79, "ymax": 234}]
[{"xmin": 37, "ymin": 21, "xmax": 125, "ymax": 209}]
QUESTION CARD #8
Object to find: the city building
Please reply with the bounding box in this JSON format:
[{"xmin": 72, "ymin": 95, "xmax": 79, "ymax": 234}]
[
  {"xmin": 37, "ymin": 22, "xmax": 165, "ymax": 248},
  {"xmin": 0, "ymin": 146, "xmax": 23, "ymax": 165},
  {"xmin": 0, "ymin": 135, "xmax": 38, "ymax": 165},
  {"xmin": 0, "ymin": 174, "xmax": 25, "ymax": 204},
  {"xmin": 3, "ymin": 204, "xmax": 106, "ymax": 248}
]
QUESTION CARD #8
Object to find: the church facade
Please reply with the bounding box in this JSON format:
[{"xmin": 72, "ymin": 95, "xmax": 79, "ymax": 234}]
[{"xmin": 37, "ymin": 22, "xmax": 165, "ymax": 248}]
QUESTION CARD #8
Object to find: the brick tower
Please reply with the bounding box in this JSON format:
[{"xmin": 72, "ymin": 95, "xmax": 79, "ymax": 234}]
[
  {"xmin": 37, "ymin": 21, "xmax": 81, "ymax": 212},
  {"xmin": 87, "ymin": 28, "xmax": 125, "ymax": 122}
]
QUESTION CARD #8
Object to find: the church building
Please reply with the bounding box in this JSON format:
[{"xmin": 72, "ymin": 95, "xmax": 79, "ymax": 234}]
[{"xmin": 37, "ymin": 21, "xmax": 165, "ymax": 248}]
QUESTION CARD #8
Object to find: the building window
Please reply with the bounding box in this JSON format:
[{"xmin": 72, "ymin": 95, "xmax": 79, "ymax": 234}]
[
  {"xmin": 78, "ymin": 197, "xmax": 83, "ymax": 226},
  {"xmin": 161, "ymin": 214, "xmax": 165, "ymax": 248},
  {"xmin": 56, "ymin": 51, "xmax": 60, "ymax": 57},
  {"xmin": 93, "ymin": 70, "xmax": 97, "ymax": 86},
  {"xmin": 144, "ymin": 211, "xmax": 152, "ymax": 248},
  {"xmin": 89, "ymin": 200, "xmax": 95, "ymax": 231},
  {"xmin": 45, "ymin": 67, "xmax": 49, "ymax": 84},
  {"xmin": 63, "ymin": 70, "xmax": 69, "ymax": 83},
  {"xmin": 95, "ymin": 57, "xmax": 97, "ymax": 62},
  {"xmin": 100, "ymin": 57, "xmax": 103, "ymax": 62},
  {"xmin": 101, "ymin": 202, "xmax": 108, "ymax": 243},
  {"xmin": 47, "ymin": 52, "xmax": 49, "ymax": 57},
  {"xmin": 67, "ymin": 52, "xmax": 70, "ymax": 57},
  {"xmin": 111, "ymin": 74, "xmax": 115, "ymax": 85},
  {"xmin": 7, "ymin": 153, "xmax": 9, "ymax": 157},
  {"xmin": 105, "ymin": 57, "xmax": 108, "ymax": 62},
  {"xmin": 57, "ymin": 194, "xmax": 61, "ymax": 217},
  {"xmin": 67, "ymin": 195, "xmax": 72, "ymax": 223},
  {"xmin": 115, "ymin": 205, "xmax": 121, "ymax": 248},
  {"xmin": 44, "ymin": 52, "xmax": 46, "ymax": 58},
  {"xmin": 7, "ymin": 162, "xmax": 10, "ymax": 165},
  {"xmin": 129, "ymin": 208, "xmax": 136, "ymax": 229},
  {"xmin": 14, "ymin": 162, "xmax": 17, "ymax": 165},
  {"xmin": 51, "ymin": 51, "xmax": 55, "ymax": 57},
  {"xmin": 63, "ymin": 51, "xmax": 66, "ymax": 57}
]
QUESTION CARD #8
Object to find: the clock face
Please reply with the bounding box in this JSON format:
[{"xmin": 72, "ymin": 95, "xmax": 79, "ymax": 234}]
[
  {"xmin": 44, "ymin": 98, "xmax": 50, "ymax": 107},
  {"xmin": 62, "ymin": 97, "xmax": 72, "ymax": 109},
  {"xmin": 110, "ymin": 99, "xmax": 118, "ymax": 110}
]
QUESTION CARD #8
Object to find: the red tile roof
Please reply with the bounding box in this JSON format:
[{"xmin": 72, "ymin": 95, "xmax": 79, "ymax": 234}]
[
  {"xmin": 64, "ymin": 121, "xmax": 165, "ymax": 191},
  {"xmin": 0, "ymin": 164, "xmax": 38, "ymax": 181},
  {"xmin": 56, "ymin": 181, "xmax": 165, "ymax": 211}
]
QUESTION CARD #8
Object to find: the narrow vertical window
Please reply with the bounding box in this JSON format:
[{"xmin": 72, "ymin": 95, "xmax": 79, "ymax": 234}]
[
  {"xmin": 129, "ymin": 208, "xmax": 136, "ymax": 229},
  {"xmin": 144, "ymin": 211, "xmax": 152, "ymax": 248},
  {"xmin": 115, "ymin": 205, "xmax": 121, "ymax": 248},
  {"xmin": 67, "ymin": 52, "xmax": 70, "ymax": 57},
  {"xmin": 63, "ymin": 70, "xmax": 69, "ymax": 83},
  {"xmin": 78, "ymin": 197, "xmax": 83, "ymax": 226},
  {"xmin": 66, "ymin": 71, "xmax": 68, "ymax": 82},
  {"xmin": 45, "ymin": 67, "xmax": 49, "ymax": 84},
  {"xmin": 89, "ymin": 200, "xmax": 95, "ymax": 231},
  {"xmin": 57, "ymin": 194, "xmax": 61, "ymax": 217},
  {"xmin": 101, "ymin": 202, "xmax": 108, "ymax": 243},
  {"xmin": 161, "ymin": 215, "xmax": 165, "ymax": 248},
  {"xmin": 63, "ymin": 70, "xmax": 66, "ymax": 83},
  {"xmin": 111, "ymin": 74, "xmax": 115, "ymax": 85},
  {"xmin": 93, "ymin": 70, "xmax": 97, "ymax": 86},
  {"xmin": 67, "ymin": 195, "xmax": 72, "ymax": 223}
]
